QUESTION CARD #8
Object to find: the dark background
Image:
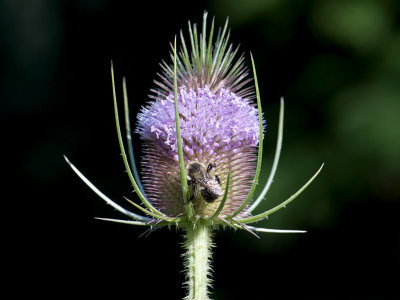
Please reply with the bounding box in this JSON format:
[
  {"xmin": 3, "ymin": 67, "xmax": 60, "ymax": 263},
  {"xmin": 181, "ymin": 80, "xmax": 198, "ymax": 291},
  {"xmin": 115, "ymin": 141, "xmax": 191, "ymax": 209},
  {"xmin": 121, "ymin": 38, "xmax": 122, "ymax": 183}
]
[{"xmin": 3, "ymin": 0, "xmax": 399, "ymax": 299}]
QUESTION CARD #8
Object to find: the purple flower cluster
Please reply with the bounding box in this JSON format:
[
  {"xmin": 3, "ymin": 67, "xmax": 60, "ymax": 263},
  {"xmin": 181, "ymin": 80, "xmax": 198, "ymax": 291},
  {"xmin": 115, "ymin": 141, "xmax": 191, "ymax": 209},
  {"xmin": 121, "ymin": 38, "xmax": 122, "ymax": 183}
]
[
  {"xmin": 137, "ymin": 86, "xmax": 260, "ymax": 159},
  {"xmin": 136, "ymin": 86, "xmax": 261, "ymax": 217}
]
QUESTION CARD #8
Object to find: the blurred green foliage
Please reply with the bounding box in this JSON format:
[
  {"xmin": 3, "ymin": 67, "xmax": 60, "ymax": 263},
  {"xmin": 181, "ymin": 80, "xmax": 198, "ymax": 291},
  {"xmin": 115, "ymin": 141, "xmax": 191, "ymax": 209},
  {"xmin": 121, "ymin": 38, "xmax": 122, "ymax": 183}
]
[{"xmin": 210, "ymin": 0, "xmax": 400, "ymax": 252}]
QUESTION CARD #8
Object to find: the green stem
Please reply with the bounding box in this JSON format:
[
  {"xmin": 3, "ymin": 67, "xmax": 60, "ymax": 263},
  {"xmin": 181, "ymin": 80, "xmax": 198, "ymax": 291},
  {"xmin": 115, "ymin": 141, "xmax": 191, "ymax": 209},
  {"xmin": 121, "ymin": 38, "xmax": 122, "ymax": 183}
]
[{"xmin": 183, "ymin": 224, "xmax": 213, "ymax": 300}]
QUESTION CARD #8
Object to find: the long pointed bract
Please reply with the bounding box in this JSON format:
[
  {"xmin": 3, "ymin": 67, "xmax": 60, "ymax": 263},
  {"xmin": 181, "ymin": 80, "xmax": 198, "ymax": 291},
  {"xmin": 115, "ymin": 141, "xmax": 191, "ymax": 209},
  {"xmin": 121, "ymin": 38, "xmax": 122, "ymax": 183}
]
[
  {"xmin": 111, "ymin": 62, "xmax": 165, "ymax": 216},
  {"xmin": 238, "ymin": 163, "xmax": 325, "ymax": 224},
  {"xmin": 229, "ymin": 54, "xmax": 263, "ymax": 219},
  {"xmin": 64, "ymin": 155, "xmax": 151, "ymax": 222},
  {"xmin": 95, "ymin": 217, "xmax": 154, "ymax": 226},
  {"xmin": 248, "ymin": 225, "xmax": 307, "ymax": 234},
  {"xmin": 247, "ymin": 98, "xmax": 284, "ymax": 213},
  {"xmin": 173, "ymin": 37, "xmax": 194, "ymax": 221},
  {"xmin": 123, "ymin": 197, "xmax": 179, "ymax": 222},
  {"xmin": 122, "ymin": 77, "xmax": 146, "ymax": 198}
]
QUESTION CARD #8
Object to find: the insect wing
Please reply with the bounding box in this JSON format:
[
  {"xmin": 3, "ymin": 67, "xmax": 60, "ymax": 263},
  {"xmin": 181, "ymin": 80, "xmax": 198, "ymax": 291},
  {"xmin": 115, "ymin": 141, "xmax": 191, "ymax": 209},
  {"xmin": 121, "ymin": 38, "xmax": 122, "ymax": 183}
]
[{"xmin": 198, "ymin": 178, "xmax": 222, "ymax": 202}]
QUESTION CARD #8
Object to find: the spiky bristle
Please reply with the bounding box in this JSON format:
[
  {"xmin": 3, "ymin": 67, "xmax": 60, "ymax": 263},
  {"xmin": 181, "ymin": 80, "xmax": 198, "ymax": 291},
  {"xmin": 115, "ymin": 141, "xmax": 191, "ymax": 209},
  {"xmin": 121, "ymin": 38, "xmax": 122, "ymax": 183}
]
[{"xmin": 150, "ymin": 12, "xmax": 253, "ymax": 102}]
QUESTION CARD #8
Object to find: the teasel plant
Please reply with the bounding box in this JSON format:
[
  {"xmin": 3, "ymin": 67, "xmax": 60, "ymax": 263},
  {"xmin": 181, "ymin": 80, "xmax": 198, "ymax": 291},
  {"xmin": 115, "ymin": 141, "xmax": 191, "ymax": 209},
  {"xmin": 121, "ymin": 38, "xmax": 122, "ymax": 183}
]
[{"xmin": 65, "ymin": 12, "xmax": 323, "ymax": 300}]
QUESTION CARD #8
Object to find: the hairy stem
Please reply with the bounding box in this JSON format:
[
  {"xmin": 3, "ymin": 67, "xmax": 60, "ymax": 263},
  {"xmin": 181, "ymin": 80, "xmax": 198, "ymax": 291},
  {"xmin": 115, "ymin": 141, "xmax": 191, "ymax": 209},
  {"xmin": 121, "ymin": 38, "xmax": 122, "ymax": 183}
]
[{"xmin": 183, "ymin": 224, "xmax": 213, "ymax": 300}]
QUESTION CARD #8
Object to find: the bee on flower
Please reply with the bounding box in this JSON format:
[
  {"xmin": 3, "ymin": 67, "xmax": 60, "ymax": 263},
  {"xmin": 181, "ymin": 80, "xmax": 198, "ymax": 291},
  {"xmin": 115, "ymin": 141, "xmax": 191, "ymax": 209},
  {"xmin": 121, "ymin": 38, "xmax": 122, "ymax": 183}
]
[{"xmin": 65, "ymin": 12, "xmax": 323, "ymax": 299}]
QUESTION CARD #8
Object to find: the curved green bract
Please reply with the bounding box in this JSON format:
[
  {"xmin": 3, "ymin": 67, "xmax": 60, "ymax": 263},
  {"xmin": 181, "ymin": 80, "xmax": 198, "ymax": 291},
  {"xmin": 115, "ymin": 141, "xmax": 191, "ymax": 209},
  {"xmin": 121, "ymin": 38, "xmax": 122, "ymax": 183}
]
[
  {"xmin": 247, "ymin": 225, "xmax": 306, "ymax": 234},
  {"xmin": 122, "ymin": 77, "xmax": 146, "ymax": 198},
  {"xmin": 229, "ymin": 54, "xmax": 263, "ymax": 219},
  {"xmin": 64, "ymin": 155, "xmax": 151, "ymax": 222},
  {"xmin": 95, "ymin": 217, "xmax": 154, "ymax": 226},
  {"xmin": 123, "ymin": 196, "xmax": 179, "ymax": 222},
  {"xmin": 111, "ymin": 62, "xmax": 165, "ymax": 217},
  {"xmin": 247, "ymin": 98, "xmax": 284, "ymax": 213},
  {"xmin": 172, "ymin": 38, "xmax": 195, "ymax": 221},
  {"xmin": 238, "ymin": 163, "xmax": 325, "ymax": 224}
]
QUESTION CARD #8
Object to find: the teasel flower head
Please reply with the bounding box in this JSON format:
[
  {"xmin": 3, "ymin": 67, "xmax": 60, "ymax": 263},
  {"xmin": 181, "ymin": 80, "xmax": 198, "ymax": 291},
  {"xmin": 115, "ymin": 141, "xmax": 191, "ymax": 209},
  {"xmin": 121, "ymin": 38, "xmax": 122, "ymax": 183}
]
[
  {"xmin": 64, "ymin": 12, "xmax": 324, "ymax": 299},
  {"xmin": 137, "ymin": 80, "xmax": 261, "ymax": 219},
  {"xmin": 65, "ymin": 12, "xmax": 323, "ymax": 234}
]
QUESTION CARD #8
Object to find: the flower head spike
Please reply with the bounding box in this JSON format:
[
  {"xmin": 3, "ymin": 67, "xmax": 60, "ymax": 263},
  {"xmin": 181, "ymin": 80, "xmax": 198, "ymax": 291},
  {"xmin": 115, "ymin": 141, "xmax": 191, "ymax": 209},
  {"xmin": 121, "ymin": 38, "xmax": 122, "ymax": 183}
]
[
  {"xmin": 65, "ymin": 11, "xmax": 323, "ymax": 299},
  {"xmin": 136, "ymin": 14, "xmax": 263, "ymax": 223}
]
